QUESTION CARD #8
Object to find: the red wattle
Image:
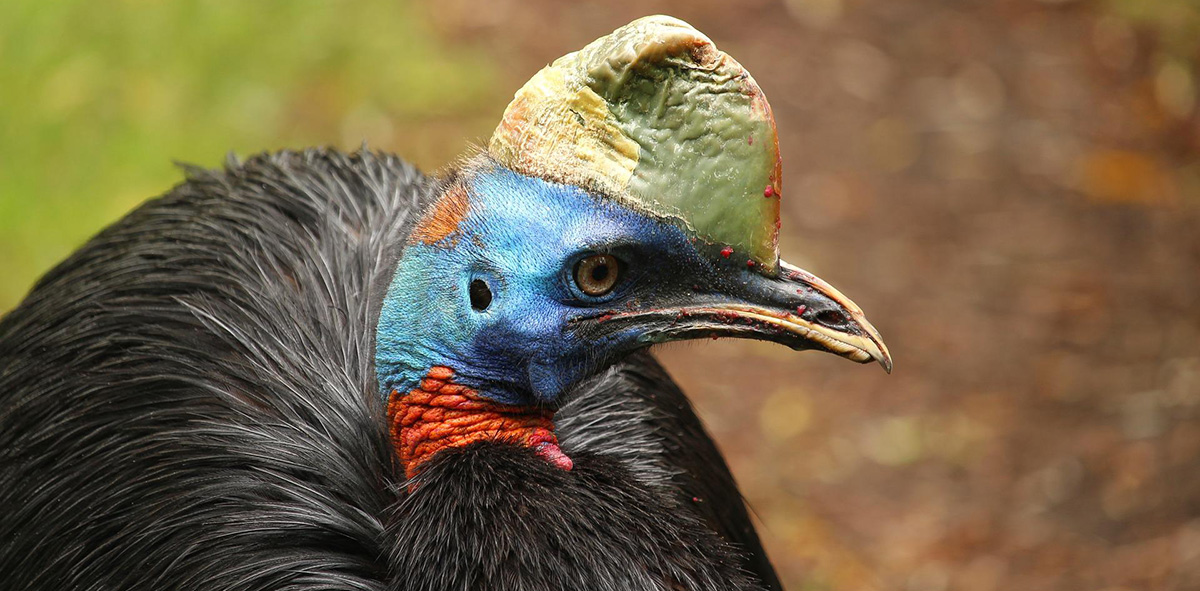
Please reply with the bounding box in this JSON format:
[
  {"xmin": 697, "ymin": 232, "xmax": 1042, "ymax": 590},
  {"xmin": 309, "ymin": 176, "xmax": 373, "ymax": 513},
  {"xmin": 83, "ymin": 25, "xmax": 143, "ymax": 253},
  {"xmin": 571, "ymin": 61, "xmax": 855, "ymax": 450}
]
[{"xmin": 387, "ymin": 366, "xmax": 572, "ymax": 479}]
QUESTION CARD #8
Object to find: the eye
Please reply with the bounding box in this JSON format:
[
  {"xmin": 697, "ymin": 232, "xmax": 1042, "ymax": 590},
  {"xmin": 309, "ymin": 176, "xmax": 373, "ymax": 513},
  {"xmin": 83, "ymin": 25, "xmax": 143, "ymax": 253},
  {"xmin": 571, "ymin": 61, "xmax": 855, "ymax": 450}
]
[
  {"xmin": 469, "ymin": 279, "xmax": 492, "ymax": 311},
  {"xmin": 574, "ymin": 254, "xmax": 621, "ymax": 297}
]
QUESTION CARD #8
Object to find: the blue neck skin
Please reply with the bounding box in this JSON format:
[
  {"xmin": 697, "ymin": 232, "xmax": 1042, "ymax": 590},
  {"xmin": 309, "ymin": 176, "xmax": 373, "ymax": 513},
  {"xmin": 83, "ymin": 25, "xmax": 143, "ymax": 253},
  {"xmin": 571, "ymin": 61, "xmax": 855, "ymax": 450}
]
[{"xmin": 374, "ymin": 164, "xmax": 701, "ymax": 408}]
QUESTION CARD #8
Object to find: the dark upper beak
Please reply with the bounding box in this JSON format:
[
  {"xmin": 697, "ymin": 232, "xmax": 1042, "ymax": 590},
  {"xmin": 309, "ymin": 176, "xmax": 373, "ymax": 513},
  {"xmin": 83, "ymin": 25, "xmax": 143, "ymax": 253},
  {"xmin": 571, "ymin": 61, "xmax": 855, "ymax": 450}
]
[
  {"xmin": 746, "ymin": 260, "xmax": 891, "ymax": 372},
  {"xmin": 577, "ymin": 259, "xmax": 892, "ymax": 373}
]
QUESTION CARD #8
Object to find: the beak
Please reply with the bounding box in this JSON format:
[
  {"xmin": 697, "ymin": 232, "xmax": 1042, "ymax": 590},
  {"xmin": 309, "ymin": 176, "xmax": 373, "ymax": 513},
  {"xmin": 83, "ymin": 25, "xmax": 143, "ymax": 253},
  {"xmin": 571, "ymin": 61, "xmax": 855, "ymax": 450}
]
[{"xmin": 578, "ymin": 260, "xmax": 892, "ymax": 373}]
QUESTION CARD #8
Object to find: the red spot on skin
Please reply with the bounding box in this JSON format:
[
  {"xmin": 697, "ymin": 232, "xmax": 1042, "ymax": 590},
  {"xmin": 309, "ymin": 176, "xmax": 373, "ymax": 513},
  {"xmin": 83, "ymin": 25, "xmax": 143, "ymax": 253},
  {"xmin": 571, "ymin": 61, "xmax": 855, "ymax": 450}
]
[
  {"xmin": 747, "ymin": 136, "xmax": 753, "ymax": 146},
  {"xmin": 715, "ymin": 310, "xmax": 742, "ymax": 322},
  {"xmin": 747, "ymin": 259, "xmax": 756, "ymax": 268},
  {"xmin": 720, "ymin": 246, "xmax": 733, "ymax": 258},
  {"xmin": 764, "ymin": 185, "xmax": 774, "ymax": 198},
  {"xmin": 693, "ymin": 496, "xmax": 702, "ymax": 502},
  {"xmin": 796, "ymin": 305, "xmax": 807, "ymax": 316}
]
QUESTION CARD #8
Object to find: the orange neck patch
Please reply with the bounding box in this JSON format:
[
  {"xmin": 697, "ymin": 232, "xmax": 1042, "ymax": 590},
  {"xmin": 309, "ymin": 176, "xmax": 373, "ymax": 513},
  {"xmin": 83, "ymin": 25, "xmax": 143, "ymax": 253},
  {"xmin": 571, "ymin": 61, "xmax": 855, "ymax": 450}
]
[
  {"xmin": 408, "ymin": 183, "xmax": 470, "ymax": 247},
  {"xmin": 387, "ymin": 366, "xmax": 573, "ymax": 479}
]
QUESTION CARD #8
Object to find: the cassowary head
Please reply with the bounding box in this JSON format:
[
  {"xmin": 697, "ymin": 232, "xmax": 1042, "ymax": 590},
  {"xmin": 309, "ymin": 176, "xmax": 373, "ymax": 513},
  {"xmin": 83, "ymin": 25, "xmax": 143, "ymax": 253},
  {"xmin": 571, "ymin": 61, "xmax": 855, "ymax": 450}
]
[{"xmin": 376, "ymin": 16, "xmax": 890, "ymax": 478}]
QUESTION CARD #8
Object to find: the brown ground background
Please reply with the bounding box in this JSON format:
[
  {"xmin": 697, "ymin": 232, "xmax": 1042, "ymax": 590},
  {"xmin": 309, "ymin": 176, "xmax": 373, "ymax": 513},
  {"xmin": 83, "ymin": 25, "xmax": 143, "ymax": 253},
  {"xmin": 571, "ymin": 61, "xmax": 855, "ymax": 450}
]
[
  {"xmin": 3, "ymin": 1, "xmax": 1199, "ymax": 590},
  {"xmin": 430, "ymin": 2, "xmax": 1200, "ymax": 589}
]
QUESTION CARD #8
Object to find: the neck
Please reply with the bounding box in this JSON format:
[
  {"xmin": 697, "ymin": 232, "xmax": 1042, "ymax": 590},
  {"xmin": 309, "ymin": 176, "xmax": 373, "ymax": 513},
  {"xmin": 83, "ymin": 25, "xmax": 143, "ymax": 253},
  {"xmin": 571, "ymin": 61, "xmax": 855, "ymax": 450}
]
[{"xmin": 386, "ymin": 366, "xmax": 573, "ymax": 479}]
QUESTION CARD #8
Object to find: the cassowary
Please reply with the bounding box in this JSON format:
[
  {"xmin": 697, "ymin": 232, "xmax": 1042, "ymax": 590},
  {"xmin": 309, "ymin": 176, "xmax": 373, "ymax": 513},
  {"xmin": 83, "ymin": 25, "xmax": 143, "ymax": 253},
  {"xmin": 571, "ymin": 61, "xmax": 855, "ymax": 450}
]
[{"xmin": 0, "ymin": 16, "xmax": 889, "ymax": 591}]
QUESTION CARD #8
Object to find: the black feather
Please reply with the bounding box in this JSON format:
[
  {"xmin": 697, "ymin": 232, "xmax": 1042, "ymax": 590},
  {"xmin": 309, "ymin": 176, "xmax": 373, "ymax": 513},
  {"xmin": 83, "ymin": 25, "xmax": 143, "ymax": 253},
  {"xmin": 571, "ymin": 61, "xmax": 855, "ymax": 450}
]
[{"xmin": 0, "ymin": 148, "xmax": 781, "ymax": 590}]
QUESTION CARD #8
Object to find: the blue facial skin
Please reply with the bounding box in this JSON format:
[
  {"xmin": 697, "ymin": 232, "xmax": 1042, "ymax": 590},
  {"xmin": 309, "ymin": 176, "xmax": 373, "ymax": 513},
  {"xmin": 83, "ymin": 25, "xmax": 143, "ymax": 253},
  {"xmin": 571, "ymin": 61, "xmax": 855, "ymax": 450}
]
[{"xmin": 375, "ymin": 165, "xmax": 718, "ymax": 407}]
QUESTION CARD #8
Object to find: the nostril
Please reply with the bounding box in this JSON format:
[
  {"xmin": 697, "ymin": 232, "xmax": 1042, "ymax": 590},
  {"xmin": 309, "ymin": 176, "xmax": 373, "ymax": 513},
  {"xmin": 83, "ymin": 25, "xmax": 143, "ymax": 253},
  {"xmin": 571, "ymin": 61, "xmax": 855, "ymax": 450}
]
[{"xmin": 815, "ymin": 309, "xmax": 847, "ymax": 328}]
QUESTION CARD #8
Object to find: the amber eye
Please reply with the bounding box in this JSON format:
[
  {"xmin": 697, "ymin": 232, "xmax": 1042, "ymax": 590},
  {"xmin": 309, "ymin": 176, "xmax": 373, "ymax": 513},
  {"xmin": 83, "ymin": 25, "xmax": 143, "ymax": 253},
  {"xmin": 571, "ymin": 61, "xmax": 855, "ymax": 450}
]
[{"xmin": 574, "ymin": 254, "xmax": 621, "ymax": 297}]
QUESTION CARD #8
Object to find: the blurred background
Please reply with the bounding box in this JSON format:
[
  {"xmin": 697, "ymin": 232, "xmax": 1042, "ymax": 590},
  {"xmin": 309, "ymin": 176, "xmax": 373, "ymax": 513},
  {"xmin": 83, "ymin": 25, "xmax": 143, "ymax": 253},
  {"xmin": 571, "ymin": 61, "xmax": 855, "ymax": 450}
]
[{"xmin": 2, "ymin": 0, "xmax": 1199, "ymax": 589}]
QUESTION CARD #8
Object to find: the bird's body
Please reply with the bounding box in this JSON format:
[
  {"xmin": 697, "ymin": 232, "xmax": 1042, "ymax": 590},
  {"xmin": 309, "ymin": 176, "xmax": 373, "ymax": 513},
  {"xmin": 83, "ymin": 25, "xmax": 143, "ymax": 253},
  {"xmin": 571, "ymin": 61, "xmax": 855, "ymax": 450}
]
[
  {"xmin": 0, "ymin": 150, "xmax": 777, "ymax": 590},
  {"xmin": 1, "ymin": 17, "xmax": 892, "ymax": 590}
]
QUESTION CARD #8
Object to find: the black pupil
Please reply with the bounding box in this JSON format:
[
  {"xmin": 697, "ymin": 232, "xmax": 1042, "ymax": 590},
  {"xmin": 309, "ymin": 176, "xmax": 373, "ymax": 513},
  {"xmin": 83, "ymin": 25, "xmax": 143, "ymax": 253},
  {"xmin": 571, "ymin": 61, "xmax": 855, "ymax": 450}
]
[
  {"xmin": 590, "ymin": 262, "xmax": 610, "ymax": 283},
  {"xmin": 469, "ymin": 279, "xmax": 492, "ymax": 311}
]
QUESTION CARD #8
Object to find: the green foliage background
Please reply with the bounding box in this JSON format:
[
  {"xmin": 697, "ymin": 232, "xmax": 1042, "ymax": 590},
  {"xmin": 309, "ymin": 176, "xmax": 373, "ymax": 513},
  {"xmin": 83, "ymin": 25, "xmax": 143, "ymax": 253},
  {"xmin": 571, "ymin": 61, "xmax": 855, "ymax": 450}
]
[
  {"xmin": 0, "ymin": 0, "xmax": 500, "ymax": 309},
  {"xmin": 4, "ymin": 2, "xmax": 1200, "ymax": 589}
]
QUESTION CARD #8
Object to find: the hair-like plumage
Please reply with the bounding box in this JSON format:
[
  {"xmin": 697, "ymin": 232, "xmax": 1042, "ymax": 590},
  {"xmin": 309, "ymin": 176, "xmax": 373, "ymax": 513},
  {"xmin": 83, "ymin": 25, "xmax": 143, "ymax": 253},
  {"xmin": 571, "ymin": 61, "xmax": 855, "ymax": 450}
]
[{"xmin": 0, "ymin": 149, "xmax": 779, "ymax": 590}]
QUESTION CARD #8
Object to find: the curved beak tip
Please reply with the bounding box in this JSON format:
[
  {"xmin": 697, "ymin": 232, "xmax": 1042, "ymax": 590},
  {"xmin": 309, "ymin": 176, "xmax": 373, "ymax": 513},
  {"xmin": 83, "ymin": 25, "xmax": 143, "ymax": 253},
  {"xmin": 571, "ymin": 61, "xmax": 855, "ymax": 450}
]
[
  {"xmin": 854, "ymin": 325, "xmax": 892, "ymax": 374},
  {"xmin": 877, "ymin": 348, "xmax": 894, "ymax": 374}
]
